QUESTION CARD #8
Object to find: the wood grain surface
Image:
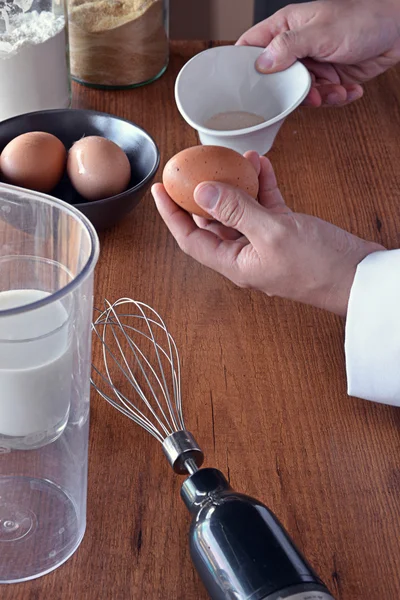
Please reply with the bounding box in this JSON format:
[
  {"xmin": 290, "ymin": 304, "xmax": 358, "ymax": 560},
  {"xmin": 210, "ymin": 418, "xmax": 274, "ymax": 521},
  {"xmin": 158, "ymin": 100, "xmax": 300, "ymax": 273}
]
[{"xmin": 4, "ymin": 42, "xmax": 400, "ymax": 600}]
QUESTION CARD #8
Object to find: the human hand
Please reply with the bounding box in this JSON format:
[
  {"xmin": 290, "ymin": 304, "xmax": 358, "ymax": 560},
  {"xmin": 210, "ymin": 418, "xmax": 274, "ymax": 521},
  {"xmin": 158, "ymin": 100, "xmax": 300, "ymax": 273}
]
[
  {"xmin": 152, "ymin": 152, "xmax": 384, "ymax": 317},
  {"xmin": 237, "ymin": 0, "xmax": 400, "ymax": 107}
]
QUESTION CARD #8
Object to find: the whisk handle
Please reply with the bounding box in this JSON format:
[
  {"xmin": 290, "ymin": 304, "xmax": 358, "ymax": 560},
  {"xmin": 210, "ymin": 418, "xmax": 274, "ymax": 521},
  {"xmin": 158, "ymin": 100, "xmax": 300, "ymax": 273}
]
[{"xmin": 181, "ymin": 468, "xmax": 335, "ymax": 600}]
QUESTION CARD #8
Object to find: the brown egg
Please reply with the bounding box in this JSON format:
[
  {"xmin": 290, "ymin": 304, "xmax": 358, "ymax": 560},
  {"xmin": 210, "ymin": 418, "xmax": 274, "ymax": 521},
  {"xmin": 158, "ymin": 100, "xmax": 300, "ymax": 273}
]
[
  {"xmin": 67, "ymin": 136, "xmax": 131, "ymax": 201},
  {"xmin": 162, "ymin": 145, "xmax": 259, "ymax": 218},
  {"xmin": 0, "ymin": 132, "xmax": 66, "ymax": 193}
]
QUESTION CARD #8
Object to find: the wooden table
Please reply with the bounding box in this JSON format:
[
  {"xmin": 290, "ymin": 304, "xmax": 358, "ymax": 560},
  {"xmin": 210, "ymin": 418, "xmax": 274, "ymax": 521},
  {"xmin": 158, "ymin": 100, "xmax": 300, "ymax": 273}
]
[{"xmin": 8, "ymin": 42, "xmax": 400, "ymax": 600}]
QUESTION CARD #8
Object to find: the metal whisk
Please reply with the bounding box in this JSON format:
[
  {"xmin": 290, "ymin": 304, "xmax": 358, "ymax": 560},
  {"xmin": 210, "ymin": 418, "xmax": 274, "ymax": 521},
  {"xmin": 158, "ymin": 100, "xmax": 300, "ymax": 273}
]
[
  {"xmin": 91, "ymin": 298, "xmax": 335, "ymax": 600},
  {"xmin": 91, "ymin": 298, "xmax": 204, "ymax": 475}
]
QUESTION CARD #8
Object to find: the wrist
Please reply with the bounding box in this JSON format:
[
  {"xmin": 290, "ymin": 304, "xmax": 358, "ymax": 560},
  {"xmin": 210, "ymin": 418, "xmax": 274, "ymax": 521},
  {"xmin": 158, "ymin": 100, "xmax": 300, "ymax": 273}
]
[{"xmin": 321, "ymin": 241, "xmax": 386, "ymax": 318}]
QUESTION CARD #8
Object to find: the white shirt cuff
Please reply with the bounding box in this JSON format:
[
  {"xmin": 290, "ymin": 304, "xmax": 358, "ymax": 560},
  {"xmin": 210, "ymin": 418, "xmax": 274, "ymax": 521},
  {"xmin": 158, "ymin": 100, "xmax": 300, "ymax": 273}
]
[{"xmin": 345, "ymin": 249, "xmax": 400, "ymax": 406}]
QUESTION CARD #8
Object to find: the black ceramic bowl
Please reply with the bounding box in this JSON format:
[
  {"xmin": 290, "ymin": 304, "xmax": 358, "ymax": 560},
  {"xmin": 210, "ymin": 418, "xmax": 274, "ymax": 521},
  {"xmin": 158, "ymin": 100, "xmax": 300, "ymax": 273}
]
[{"xmin": 0, "ymin": 109, "xmax": 160, "ymax": 231}]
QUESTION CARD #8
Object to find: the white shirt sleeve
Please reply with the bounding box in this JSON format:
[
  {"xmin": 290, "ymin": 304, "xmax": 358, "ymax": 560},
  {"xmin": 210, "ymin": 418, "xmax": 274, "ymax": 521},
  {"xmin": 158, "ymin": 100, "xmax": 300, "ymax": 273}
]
[{"xmin": 345, "ymin": 249, "xmax": 400, "ymax": 406}]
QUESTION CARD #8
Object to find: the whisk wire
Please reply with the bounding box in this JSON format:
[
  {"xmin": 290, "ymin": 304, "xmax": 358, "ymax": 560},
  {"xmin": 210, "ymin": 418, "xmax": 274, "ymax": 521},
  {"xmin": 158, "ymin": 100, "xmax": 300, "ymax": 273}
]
[
  {"xmin": 91, "ymin": 364, "xmax": 164, "ymax": 441},
  {"xmin": 110, "ymin": 321, "xmax": 183, "ymax": 429},
  {"xmin": 94, "ymin": 308, "xmax": 172, "ymax": 439},
  {"xmin": 91, "ymin": 298, "xmax": 186, "ymax": 443},
  {"xmin": 130, "ymin": 301, "xmax": 182, "ymax": 432},
  {"xmin": 105, "ymin": 315, "xmax": 173, "ymax": 437}
]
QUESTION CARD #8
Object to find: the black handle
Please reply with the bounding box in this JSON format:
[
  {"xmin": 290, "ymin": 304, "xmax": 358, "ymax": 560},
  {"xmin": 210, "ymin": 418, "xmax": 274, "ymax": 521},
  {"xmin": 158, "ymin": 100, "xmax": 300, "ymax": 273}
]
[{"xmin": 181, "ymin": 468, "xmax": 335, "ymax": 600}]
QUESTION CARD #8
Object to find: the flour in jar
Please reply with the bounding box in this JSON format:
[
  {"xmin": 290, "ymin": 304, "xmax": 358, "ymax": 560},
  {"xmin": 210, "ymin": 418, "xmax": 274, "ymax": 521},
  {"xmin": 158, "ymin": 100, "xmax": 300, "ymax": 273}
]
[{"xmin": 0, "ymin": 9, "xmax": 70, "ymax": 122}]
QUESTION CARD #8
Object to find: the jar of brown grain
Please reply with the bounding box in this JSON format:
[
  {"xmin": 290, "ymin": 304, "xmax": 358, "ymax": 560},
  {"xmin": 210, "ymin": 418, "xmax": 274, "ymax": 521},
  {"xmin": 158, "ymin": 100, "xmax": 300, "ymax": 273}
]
[{"xmin": 68, "ymin": 0, "xmax": 169, "ymax": 89}]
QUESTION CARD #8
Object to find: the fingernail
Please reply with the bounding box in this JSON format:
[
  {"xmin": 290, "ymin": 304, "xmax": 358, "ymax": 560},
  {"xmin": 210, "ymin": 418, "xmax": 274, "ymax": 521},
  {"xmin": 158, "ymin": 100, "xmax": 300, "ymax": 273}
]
[
  {"xmin": 256, "ymin": 49, "xmax": 274, "ymax": 72},
  {"xmin": 347, "ymin": 89, "xmax": 362, "ymax": 102},
  {"xmin": 326, "ymin": 92, "xmax": 343, "ymax": 105},
  {"xmin": 195, "ymin": 184, "xmax": 220, "ymax": 209},
  {"xmin": 302, "ymin": 96, "xmax": 315, "ymax": 107}
]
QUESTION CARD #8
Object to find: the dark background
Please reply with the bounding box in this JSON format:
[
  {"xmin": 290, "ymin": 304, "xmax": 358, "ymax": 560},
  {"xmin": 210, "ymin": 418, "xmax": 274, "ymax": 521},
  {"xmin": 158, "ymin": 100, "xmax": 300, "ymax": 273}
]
[
  {"xmin": 254, "ymin": 0, "xmax": 310, "ymax": 22},
  {"xmin": 170, "ymin": 1, "xmax": 310, "ymax": 41}
]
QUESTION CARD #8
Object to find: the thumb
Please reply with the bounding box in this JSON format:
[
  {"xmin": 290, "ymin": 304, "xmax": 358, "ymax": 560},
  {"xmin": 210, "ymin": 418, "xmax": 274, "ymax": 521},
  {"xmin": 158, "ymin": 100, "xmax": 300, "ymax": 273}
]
[
  {"xmin": 194, "ymin": 182, "xmax": 266, "ymax": 241},
  {"xmin": 256, "ymin": 27, "xmax": 314, "ymax": 73}
]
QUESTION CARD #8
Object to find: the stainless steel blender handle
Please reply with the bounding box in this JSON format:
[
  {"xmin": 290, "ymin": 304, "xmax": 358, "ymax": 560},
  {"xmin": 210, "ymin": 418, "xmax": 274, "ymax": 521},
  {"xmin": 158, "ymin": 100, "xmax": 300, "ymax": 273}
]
[
  {"xmin": 181, "ymin": 468, "xmax": 336, "ymax": 600},
  {"xmin": 261, "ymin": 591, "xmax": 335, "ymax": 600}
]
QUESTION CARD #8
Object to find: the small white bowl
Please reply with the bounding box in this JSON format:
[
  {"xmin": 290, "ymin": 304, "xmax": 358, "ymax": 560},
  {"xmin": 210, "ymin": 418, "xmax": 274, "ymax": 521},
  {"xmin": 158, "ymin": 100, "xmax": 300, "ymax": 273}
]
[{"xmin": 175, "ymin": 45, "xmax": 311, "ymax": 155}]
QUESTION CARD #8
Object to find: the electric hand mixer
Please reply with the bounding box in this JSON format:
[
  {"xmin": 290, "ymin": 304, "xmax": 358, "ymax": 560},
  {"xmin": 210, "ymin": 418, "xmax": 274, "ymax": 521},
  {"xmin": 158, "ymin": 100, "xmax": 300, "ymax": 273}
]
[{"xmin": 91, "ymin": 298, "xmax": 335, "ymax": 600}]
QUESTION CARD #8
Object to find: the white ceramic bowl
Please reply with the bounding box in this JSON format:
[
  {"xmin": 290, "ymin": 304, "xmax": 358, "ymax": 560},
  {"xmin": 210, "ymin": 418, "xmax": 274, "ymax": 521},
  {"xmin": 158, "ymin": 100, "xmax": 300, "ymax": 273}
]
[{"xmin": 175, "ymin": 45, "xmax": 312, "ymax": 155}]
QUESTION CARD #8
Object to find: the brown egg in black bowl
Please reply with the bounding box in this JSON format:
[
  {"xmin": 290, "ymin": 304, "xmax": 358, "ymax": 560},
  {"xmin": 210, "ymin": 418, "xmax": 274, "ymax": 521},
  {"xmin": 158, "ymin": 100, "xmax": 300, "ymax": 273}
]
[{"xmin": 0, "ymin": 109, "xmax": 160, "ymax": 232}]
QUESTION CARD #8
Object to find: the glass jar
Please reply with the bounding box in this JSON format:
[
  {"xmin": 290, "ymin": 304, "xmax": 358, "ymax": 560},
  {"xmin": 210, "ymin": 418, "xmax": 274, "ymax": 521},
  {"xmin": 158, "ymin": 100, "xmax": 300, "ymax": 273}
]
[
  {"xmin": 0, "ymin": 0, "xmax": 71, "ymax": 122},
  {"xmin": 68, "ymin": 0, "xmax": 169, "ymax": 89}
]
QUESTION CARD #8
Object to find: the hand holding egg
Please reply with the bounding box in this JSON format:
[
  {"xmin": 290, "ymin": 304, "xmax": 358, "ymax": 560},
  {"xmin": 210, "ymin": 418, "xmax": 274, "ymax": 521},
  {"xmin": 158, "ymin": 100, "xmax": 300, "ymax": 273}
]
[{"xmin": 154, "ymin": 151, "xmax": 382, "ymax": 318}]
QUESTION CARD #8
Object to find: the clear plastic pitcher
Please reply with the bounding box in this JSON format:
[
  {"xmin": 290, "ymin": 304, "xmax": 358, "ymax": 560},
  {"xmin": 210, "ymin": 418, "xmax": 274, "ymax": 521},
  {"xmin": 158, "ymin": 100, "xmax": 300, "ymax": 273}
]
[{"xmin": 0, "ymin": 183, "xmax": 99, "ymax": 583}]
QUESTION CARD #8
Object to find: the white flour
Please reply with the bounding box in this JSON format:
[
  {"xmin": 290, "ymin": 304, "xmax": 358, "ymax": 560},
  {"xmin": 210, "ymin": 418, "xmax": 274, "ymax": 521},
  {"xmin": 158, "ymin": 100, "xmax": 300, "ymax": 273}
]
[{"xmin": 0, "ymin": 11, "xmax": 70, "ymax": 122}]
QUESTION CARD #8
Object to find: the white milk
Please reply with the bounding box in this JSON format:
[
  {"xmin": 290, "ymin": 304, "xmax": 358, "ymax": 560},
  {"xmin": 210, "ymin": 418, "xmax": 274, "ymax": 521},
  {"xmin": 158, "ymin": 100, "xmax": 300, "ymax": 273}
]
[{"xmin": 0, "ymin": 289, "xmax": 72, "ymax": 438}]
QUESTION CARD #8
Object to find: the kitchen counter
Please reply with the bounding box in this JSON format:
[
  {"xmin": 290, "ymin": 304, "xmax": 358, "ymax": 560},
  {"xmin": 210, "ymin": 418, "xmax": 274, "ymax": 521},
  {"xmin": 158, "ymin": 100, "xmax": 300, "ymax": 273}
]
[{"xmin": 6, "ymin": 42, "xmax": 400, "ymax": 600}]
